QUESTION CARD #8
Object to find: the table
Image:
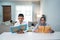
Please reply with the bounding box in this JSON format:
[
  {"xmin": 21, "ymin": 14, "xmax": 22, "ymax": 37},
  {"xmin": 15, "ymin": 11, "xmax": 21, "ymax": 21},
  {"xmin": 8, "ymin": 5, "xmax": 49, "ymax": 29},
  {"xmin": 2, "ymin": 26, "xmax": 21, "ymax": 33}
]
[{"xmin": 0, "ymin": 32, "xmax": 60, "ymax": 40}]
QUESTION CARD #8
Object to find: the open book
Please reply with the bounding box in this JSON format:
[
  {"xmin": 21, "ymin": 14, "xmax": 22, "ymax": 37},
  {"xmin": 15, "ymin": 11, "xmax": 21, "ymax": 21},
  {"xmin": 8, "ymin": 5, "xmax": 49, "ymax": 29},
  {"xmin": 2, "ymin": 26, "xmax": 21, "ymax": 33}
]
[
  {"xmin": 35, "ymin": 26, "xmax": 52, "ymax": 33},
  {"xmin": 10, "ymin": 24, "xmax": 27, "ymax": 33}
]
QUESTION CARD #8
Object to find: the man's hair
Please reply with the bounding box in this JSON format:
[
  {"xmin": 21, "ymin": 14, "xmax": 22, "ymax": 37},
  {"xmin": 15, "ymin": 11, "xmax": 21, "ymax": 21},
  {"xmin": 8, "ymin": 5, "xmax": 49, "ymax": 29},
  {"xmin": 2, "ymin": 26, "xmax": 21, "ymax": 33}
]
[
  {"xmin": 18, "ymin": 14, "xmax": 24, "ymax": 17},
  {"xmin": 40, "ymin": 17, "xmax": 46, "ymax": 21}
]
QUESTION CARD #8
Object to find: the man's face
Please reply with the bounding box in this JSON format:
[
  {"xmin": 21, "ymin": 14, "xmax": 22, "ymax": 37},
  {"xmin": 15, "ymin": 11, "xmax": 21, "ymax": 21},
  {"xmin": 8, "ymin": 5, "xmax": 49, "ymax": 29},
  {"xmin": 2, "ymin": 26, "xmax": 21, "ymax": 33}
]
[
  {"xmin": 18, "ymin": 16, "xmax": 24, "ymax": 22},
  {"xmin": 40, "ymin": 18, "xmax": 46, "ymax": 24}
]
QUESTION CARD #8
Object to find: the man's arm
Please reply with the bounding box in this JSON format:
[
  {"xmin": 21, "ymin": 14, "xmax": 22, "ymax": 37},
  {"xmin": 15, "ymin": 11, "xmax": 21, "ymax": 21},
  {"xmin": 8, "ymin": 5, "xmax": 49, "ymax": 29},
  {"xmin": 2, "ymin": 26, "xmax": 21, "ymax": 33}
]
[{"xmin": 23, "ymin": 22, "xmax": 29, "ymax": 32}]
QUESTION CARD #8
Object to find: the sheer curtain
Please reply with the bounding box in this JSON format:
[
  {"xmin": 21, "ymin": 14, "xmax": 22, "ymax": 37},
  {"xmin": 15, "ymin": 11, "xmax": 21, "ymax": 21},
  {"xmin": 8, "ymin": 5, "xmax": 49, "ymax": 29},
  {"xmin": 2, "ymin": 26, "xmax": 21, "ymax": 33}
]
[{"xmin": 16, "ymin": 5, "xmax": 32, "ymax": 22}]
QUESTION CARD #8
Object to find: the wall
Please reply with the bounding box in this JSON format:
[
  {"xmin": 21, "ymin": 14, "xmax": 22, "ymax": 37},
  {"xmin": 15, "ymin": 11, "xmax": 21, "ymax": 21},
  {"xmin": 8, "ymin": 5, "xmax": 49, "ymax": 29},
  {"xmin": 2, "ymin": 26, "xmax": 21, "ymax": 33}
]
[
  {"xmin": 0, "ymin": 2, "xmax": 16, "ymax": 24},
  {"xmin": 41, "ymin": 0, "xmax": 60, "ymax": 31},
  {"xmin": 0, "ymin": 2, "xmax": 16, "ymax": 34},
  {"xmin": 13, "ymin": 1, "xmax": 40, "ymax": 22},
  {"xmin": 32, "ymin": 1, "xmax": 40, "ymax": 22},
  {"xmin": 0, "ymin": 1, "xmax": 40, "ymax": 23},
  {"xmin": 0, "ymin": 0, "xmax": 60, "ymax": 32},
  {"xmin": 0, "ymin": 1, "xmax": 40, "ymax": 33}
]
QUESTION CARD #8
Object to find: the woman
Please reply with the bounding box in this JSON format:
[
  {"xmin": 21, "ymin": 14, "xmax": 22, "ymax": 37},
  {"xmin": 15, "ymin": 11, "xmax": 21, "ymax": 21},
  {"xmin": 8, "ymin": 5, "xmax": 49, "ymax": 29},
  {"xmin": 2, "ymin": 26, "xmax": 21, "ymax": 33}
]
[{"xmin": 33, "ymin": 15, "xmax": 54, "ymax": 33}]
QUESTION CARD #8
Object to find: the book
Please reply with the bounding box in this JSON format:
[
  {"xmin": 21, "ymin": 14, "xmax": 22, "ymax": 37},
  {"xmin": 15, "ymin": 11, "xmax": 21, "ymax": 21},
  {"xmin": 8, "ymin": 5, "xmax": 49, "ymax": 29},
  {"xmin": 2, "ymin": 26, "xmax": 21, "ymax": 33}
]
[
  {"xmin": 35, "ymin": 26, "xmax": 51, "ymax": 33},
  {"xmin": 10, "ymin": 24, "xmax": 27, "ymax": 33}
]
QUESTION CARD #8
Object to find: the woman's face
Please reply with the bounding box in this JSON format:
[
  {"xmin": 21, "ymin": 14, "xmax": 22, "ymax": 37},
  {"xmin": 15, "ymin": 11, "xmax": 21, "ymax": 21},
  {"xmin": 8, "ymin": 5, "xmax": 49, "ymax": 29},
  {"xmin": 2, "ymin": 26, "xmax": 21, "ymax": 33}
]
[{"xmin": 40, "ymin": 18, "xmax": 46, "ymax": 24}]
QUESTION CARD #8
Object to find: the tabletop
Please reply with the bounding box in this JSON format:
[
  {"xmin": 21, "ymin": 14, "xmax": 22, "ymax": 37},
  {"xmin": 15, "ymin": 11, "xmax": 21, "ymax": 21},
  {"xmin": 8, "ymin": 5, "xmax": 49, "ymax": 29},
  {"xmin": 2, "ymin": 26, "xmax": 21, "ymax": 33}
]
[{"xmin": 0, "ymin": 32, "xmax": 60, "ymax": 40}]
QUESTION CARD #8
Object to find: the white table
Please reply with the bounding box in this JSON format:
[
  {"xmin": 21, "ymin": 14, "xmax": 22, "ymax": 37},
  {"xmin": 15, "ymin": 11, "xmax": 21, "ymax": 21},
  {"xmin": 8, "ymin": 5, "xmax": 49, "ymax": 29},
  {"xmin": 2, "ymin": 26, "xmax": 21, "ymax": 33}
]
[{"xmin": 0, "ymin": 32, "xmax": 60, "ymax": 40}]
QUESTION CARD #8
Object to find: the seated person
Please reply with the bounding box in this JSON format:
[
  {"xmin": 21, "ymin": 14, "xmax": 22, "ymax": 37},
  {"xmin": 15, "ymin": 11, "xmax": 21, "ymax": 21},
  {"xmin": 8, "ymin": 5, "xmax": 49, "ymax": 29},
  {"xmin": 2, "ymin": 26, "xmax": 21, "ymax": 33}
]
[
  {"xmin": 33, "ymin": 16, "xmax": 54, "ymax": 33},
  {"xmin": 14, "ymin": 14, "xmax": 28, "ymax": 33}
]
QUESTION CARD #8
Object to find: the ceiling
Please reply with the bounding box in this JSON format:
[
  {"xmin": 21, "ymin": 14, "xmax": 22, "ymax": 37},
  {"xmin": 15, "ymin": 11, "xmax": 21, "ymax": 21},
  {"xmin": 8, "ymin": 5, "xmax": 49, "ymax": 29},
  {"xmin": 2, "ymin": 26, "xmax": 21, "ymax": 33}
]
[{"xmin": 0, "ymin": 0, "xmax": 40, "ymax": 2}]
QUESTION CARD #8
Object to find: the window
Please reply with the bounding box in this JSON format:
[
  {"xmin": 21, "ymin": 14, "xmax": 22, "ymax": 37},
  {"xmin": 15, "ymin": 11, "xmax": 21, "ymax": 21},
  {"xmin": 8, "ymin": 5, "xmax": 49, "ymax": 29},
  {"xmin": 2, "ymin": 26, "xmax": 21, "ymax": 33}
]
[{"xmin": 16, "ymin": 5, "xmax": 32, "ymax": 22}]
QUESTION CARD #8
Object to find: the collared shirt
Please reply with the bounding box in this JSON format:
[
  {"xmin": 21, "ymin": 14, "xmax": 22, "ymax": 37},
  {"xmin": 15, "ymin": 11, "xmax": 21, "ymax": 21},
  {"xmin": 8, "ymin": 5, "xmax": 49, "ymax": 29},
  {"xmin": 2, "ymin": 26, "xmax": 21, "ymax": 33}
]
[{"xmin": 14, "ymin": 21, "xmax": 28, "ymax": 32}]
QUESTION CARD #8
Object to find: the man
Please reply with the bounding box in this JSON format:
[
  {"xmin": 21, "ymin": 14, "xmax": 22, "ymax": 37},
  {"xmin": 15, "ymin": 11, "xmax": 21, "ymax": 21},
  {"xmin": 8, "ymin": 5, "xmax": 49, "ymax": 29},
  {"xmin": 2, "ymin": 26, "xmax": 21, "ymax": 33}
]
[
  {"xmin": 14, "ymin": 14, "xmax": 28, "ymax": 33},
  {"xmin": 33, "ymin": 17, "xmax": 54, "ymax": 33}
]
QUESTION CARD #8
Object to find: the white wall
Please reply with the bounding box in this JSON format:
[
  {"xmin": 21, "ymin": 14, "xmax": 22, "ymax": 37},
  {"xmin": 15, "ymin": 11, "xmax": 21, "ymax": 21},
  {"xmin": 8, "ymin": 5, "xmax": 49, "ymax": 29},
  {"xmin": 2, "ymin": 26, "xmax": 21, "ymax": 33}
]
[
  {"xmin": 14, "ymin": 1, "xmax": 40, "ymax": 22},
  {"xmin": 0, "ymin": 1, "xmax": 40, "ymax": 33},
  {"xmin": 0, "ymin": 2, "xmax": 16, "ymax": 24},
  {"xmin": 41, "ymin": 0, "xmax": 60, "ymax": 31},
  {"xmin": 32, "ymin": 1, "xmax": 40, "ymax": 22},
  {"xmin": 0, "ymin": 1, "xmax": 31, "ymax": 23},
  {"xmin": 0, "ymin": 0, "xmax": 60, "ymax": 32},
  {"xmin": 0, "ymin": 1, "xmax": 40, "ymax": 23}
]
